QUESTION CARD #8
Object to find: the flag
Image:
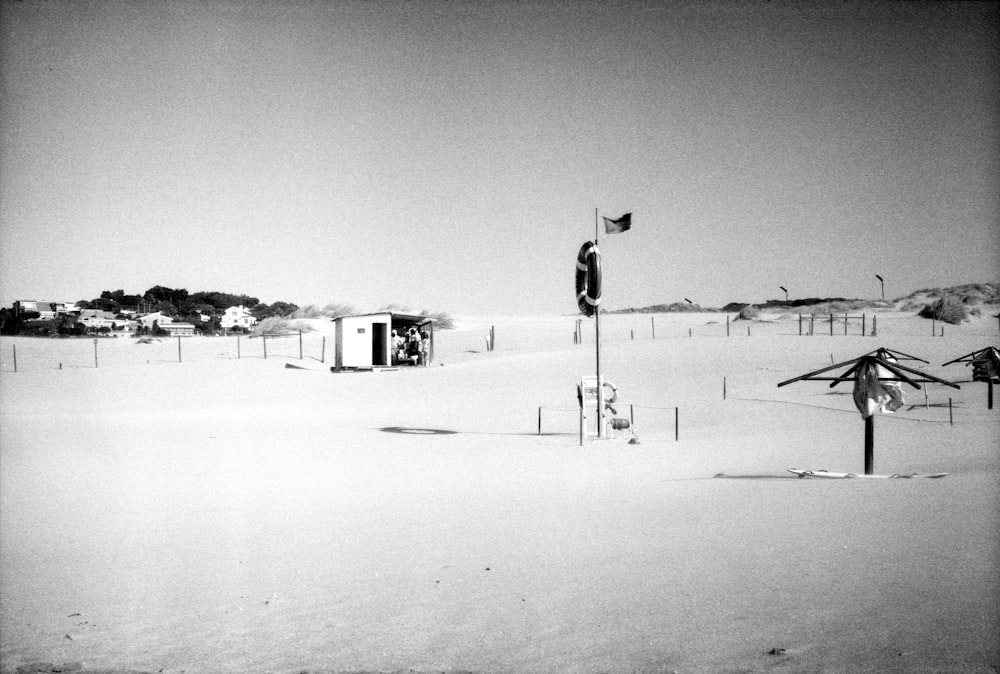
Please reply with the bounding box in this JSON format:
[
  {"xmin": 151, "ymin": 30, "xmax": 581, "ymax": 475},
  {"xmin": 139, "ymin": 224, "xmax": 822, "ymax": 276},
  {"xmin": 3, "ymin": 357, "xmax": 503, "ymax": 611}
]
[{"xmin": 603, "ymin": 212, "xmax": 631, "ymax": 234}]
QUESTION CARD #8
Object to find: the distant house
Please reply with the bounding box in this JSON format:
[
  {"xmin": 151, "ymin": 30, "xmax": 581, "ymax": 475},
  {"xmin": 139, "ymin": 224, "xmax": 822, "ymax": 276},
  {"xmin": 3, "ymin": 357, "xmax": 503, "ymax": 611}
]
[
  {"xmin": 220, "ymin": 305, "xmax": 257, "ymax": 331},
  {"xmin": 138, "ymin": 312, "xmax": 195, "ymax": 336},
  {"xmin": 77, "ymin": 309, "xmax": 135, "ymax": 333},
  {"xmin": 12, "ymin": 300, "xmax": 74, "ymax": 318}
]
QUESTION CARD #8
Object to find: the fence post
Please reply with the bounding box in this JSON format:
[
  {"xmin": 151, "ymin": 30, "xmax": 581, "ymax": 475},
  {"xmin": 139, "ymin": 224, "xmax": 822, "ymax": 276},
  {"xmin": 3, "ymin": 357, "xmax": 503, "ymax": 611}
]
[
  {"xmin": 872, "ymin": 315, "xmax": 877, "ymax": 337},
  {"xmin": 829, "ymin": 314, "xmax": 834, "ymax": 336},
  {"xmin": 299, "ymin": 331, "xmax": 303, "ymax": 359},
  {"xmin": 237, "ymin": 334, "xmax": 241, "ymax": 359},
  {"xmin": 12, "ymin": 344, "xmax": 16, "ymax": 372},
  {"xmin": 723, "ymin": 376, "xmax": 727, "ymax": 400},
  {"xmin": 538, "ymin": 407, "xmax": 542, "ymax": 435},
  {"xmin": 844, "ymin": 313, "xmax": 848, "ymax": 336},
  {"xmin": 177, "ymin": 335, "xmax": 182, "ymax": 363},
  {"xmin": 949, "ymin": 397, "xmax": 953, "ymax": 425},
  {"xmin": 726, "ymin": 315, "xmax": 730, "ymax": 337},
  {"xmin": 799, "ymin": 314, "xmax": 802, "ymax": 336},
  {"xmin": 651, "ymin": 316, "xmax": 655, "ymax": 339},
  {"xmin": 263, "ymin": 335, "xmax": 268, "ymax": 359},
  {"xmin": 675, "ymin": 407, "xmax": 679, "ymax": 442},
  {"xmin": 93, "ymin": 339, "xmax": 98, "ymax": 368},
  {"xmin": 862, "ymin": 314, "xmax": 866, "ymax": 337},
  {"xmin": 321, "ymin": 336, "xmax": 326, "ymax": 363}
]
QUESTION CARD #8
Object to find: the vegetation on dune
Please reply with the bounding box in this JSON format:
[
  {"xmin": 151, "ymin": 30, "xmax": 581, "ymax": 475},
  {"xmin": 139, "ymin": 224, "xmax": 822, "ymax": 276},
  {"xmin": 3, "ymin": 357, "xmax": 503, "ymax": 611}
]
[
  {"xmin": 250, "ymin": 316, "xmax": 317, "ymax": 337},
  {"xmin": 917, "ymin": 295, "xmax": 970, "ymax": 324},
  {"xmin": 608, "ymin": 284, "xmax": 996, "ymax": 316}
]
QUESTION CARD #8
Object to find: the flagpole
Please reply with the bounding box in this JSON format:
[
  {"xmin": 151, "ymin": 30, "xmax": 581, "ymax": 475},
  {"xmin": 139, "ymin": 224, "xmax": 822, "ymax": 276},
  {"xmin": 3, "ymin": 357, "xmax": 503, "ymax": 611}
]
[{"xmin": 595, "ymin": 207, "xmax": 604, "ymax": 438}]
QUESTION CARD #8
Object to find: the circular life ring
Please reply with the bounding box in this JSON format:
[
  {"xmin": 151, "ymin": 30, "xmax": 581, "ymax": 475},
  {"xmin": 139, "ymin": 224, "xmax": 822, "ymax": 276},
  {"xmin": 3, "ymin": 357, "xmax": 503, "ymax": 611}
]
[
  {"xmin": 575, "ymin": 242, "xmax": 602, "ymax": 316},
  {"xmin": 603, "ymin": 380, "xmax": 618, "ymax": 404}
]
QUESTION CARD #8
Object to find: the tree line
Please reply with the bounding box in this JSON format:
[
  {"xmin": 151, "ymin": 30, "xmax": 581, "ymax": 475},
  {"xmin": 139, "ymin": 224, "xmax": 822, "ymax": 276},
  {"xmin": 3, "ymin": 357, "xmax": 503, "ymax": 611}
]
[{"xmin": 1, "ymin": 287, "xmax": 302, "ymax": 336}]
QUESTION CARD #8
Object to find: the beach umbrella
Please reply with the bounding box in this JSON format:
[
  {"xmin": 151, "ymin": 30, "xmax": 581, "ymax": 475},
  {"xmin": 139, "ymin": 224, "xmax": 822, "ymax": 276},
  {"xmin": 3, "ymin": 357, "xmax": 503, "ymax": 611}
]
[
  {"xmin": 943, "ymin": 346, "xmax": 1000, "ymax": 409},
  {"xmin": 778, "ymin": 349, "xmax": 959, "ymax": 474}
]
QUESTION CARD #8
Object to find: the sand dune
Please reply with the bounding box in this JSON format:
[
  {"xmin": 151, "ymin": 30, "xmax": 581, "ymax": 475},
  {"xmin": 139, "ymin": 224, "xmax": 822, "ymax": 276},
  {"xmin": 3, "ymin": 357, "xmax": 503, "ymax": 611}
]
[{"xmin": 2, "ymin": 310, "xmax": 998, "ymax": 673}]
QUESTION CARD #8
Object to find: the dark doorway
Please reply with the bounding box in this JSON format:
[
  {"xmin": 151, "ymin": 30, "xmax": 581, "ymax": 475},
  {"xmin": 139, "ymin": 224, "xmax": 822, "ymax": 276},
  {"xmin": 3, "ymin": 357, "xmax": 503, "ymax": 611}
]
[{"xmin": 371, "ymin": 323, "xmax": 387, "ymax": 366}]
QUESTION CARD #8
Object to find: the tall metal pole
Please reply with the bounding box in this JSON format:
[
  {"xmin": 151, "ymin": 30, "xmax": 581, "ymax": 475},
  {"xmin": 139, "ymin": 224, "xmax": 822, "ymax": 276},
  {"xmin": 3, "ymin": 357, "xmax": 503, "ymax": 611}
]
[
  {"xmin": 595, "ymin": 208, "xmax": 604, "ymax": 438},
  {"xmin": 864, "ymin": 415, "xmax": 874, "ymax": 475}
]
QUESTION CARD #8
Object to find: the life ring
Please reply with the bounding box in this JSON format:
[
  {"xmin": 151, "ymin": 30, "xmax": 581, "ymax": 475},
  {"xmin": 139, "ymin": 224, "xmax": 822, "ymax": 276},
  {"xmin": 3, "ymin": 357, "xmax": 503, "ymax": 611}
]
[
  {"xmin": 575, "ymin": 241, "xmax": 602, "ymax": 316},
  {"xmin": 603, "ymin": 380, "xmax": 618, "ymax": 404}
]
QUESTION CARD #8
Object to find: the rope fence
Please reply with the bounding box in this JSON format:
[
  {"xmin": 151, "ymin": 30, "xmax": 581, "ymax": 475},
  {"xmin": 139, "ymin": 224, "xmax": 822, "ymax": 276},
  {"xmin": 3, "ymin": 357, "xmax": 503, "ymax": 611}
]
[{"xmin": 537, "ymin": 403, "xmax": 679, "ymax": 441}]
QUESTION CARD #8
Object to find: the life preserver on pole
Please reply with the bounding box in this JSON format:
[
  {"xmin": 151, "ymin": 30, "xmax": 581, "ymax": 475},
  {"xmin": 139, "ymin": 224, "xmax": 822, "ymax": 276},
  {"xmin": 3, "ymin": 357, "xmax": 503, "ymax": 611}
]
[{"xmin": 575, "ymin": 241, "xmax": 602, "ymax": 317}]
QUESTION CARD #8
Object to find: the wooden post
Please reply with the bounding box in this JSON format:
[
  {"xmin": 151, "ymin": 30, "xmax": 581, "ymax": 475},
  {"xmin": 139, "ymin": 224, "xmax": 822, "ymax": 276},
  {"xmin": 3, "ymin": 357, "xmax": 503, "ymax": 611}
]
[
  {"xmin": 829, "ymin": 313, "xmax": 834, "ymax": 336},
  {"xmin": 726, "ymin": 315, "xmax": 730, "ymax": 337},
  {"xmin": 723, "ymin": 376, "xmax": 727, "ymax": 399},
  {"xmin": 799, "ymin": 315, "xmax": 802, "ymax": 336},
  {"xmin": 321, "ymin": 336, "xmax": 326, "ymax": 363},
  {"xmin": 988, "ymin": 381, "xmax": 994, "ymax": 410},
  {"xmin": 844, "ymin": 313, "xmax": 848, "ymax": 336},
  {"xmin": 864, "ymin": 415, "xmax": 874, "ymax": 475},
  {"xmin": 689, "ymin": 327, "xmax": 692, "ymax": 338},
  {"xmin": 263, "ymin": 335, "xmax": 268, "ymax": 359},
  {"xmin": 12, "ymin": 345, "xmax": 16, "ymax": 373},
  {"xmin": 630, "ymin": 404, "xmax": 634, "ymax": 426},
  {"xmin": 538, "ymin": 407, "xmax": 542, "ymax": 435},
  {"xmin": 872, "ymin": 315, "xmax": 877, "ymax": 337},
  {"xmin": 949, "ymin": 398, "xmax": 953, "ymax": 425},
  {"xmin": 747, "ymin": 325, "xmax": 751, "ymax": 337},
  {"xmin": 810, "ymin": 315, "xmax": 815, "ymax": 335},
  {"xmin": 237, "ymin": 334, "xmax": 241, "ymax": 359},
  {"xmin": 299, "ymin": 331, "xmax": 303, "ymax": 359},
  {"xmin": 631, "ymin": 329, "xmax": 634, "ymax": 341},
  {"xmin": 862, "ymin": 314, "xmax": 866, "ymax": 336},
  {"xmin": 651, "ymin": 316, "xmax": 655, "ymax": 339},
  {"xmin": 177, "ymin": 335, "xmax": 182, "ymax": 363},
  {"xmin": 675, "ymin": 407, "xmax": 679, "ymax": 442},
  {"xmin": 93, "ymin": 339, "xmax": 98, "ymax": 368},
  {"xmin": 932, "ymin": 318, "xmax": 936, "ymax": 336}
]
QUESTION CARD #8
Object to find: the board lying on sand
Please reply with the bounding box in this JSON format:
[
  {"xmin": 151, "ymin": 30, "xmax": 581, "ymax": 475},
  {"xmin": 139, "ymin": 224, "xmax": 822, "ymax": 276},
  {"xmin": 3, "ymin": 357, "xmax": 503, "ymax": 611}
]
[{"xmin": 788, "ymin": 468, "xmax": 948, "ymax": 479}]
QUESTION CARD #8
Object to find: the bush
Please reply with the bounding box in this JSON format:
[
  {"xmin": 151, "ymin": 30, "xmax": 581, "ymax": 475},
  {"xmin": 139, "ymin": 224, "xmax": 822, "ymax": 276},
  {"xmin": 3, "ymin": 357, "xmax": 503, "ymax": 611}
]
[
  {"xmin": 918, "ymin": 295, "xmax": 968, "ymax": 324},
  {"xmin": 251, "ymin": 316, "xmax": 316, "ymax": 336},
  {"xmin": 734, "ymin": 304, "xmax": 759, "ymax": 321}
]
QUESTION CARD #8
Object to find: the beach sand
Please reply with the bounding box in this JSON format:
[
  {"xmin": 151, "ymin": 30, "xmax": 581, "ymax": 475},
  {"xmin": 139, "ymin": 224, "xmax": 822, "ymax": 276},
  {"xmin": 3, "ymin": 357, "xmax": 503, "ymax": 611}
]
[{"xmin": 2, "ymin": 311, "xmax": 998, "ymax": 673}]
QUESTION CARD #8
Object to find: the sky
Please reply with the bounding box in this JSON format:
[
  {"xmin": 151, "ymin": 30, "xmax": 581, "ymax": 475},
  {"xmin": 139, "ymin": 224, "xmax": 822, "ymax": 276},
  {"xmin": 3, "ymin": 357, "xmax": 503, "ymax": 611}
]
[{"xmin": 1, "ymin": 0, "xmax": 997, "ymax": 315}]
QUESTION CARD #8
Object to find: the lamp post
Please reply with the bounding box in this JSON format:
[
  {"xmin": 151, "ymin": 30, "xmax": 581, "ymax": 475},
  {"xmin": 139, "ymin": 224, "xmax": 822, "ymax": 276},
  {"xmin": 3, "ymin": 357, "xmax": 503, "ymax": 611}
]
[
  {"xmin": 779, "ymin": 286, "xmax": 788, "ymax": 302},
  {"xmin": 875, "ymin": 275, "xmax": 884, "ymax": 301}
]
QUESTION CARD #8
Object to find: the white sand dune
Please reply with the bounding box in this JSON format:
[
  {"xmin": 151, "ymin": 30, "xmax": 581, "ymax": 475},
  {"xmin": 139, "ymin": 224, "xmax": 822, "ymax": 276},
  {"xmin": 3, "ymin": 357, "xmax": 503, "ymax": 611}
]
[{"xmin": 2, "ymin": 311, "xmax": 998, "ymax": 673}]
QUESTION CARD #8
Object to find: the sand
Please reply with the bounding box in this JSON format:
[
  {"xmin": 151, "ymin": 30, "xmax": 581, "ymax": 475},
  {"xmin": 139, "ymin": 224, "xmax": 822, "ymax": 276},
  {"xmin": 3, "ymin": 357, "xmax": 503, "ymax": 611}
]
[{"xmin": 1, "ymin": 311, "xmax": 998, "ymax": 673}]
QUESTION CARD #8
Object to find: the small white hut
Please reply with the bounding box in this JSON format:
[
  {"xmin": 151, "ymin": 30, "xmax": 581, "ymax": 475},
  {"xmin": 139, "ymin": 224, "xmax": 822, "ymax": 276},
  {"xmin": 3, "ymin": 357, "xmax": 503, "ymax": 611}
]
[{"xmin": 333, "ymin": 312, "xmax": 434, "ymax": 370}]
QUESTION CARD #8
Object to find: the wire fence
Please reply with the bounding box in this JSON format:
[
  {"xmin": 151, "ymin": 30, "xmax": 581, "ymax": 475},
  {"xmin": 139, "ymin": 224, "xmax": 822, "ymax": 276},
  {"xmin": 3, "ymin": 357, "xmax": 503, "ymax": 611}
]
[{"xmin": 1, "ymin": 332, "xmax": 330, "ymax": 373}]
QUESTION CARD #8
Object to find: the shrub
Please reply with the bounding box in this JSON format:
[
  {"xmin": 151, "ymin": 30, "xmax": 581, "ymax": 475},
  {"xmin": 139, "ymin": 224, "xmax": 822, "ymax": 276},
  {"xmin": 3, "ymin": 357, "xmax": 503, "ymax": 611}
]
[
  {"xmin": 420, "ymin": 310, "xmax": 455, "ymax": 330},
  {"xmin": 735, "ymin": 304, "xmax": 759, "ymax": 321},
  {"xmin": 251, "ymin": 316, "xmax": 316, "ymax": 336},
  {"xmin": 918, "ymin": 295, "xmax": 968, "ymax": 324},
  {"xmin": 320, "ymin": 302, "xmax": 357, "ymax": 319}
]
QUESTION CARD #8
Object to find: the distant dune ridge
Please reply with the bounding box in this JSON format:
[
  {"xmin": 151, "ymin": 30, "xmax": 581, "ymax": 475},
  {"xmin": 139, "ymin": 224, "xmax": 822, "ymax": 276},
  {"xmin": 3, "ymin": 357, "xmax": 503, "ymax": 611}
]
[{"xmin": 608, "ymin": 282, "xmax": 999, "ymax": 320}]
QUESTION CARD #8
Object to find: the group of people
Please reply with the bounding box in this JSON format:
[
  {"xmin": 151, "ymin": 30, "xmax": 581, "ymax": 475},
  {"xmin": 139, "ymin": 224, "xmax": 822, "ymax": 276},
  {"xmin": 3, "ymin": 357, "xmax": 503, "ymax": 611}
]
[{"xmin": 392, "ymin": 327, "xmax": 430, "ymax": 366}]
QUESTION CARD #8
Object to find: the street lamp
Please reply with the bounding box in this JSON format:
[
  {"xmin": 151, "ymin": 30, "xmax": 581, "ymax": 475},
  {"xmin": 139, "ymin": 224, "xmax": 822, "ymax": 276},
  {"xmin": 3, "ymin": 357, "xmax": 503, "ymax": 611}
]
[
  {"xmin": 779, "ymin": 286, "xmax": 788, "ymax": 302},
  {"xmin": 875, "ymin": 275, "xmax": 885, "ymax": 301}
]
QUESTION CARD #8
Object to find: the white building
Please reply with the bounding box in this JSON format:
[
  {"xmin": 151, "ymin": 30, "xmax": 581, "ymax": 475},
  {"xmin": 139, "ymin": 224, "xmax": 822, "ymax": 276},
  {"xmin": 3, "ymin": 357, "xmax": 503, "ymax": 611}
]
[
  {"xmin": 138, "ymin": 312, "xmax": 195, "ymax": 335},
  {"xmin": 333, "ymin": 312, "xmax": 434, "ymax": 370},
  {"xmin": 221, "ymin": 305, "xmax": 257, "ymax": 331}
]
